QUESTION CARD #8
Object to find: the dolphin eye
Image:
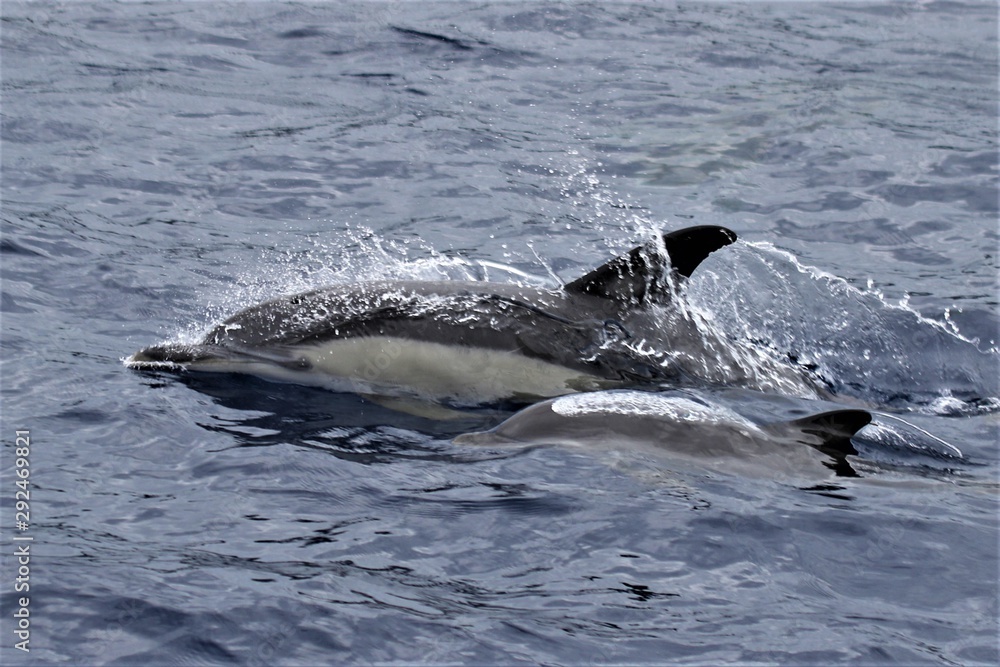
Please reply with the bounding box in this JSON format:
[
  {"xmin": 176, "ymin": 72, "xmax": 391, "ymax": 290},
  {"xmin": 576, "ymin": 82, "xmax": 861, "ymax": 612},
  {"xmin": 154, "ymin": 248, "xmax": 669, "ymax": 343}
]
[{"xmin": 603, "ymin": 320, "xmax": 631, "ymax": 340}]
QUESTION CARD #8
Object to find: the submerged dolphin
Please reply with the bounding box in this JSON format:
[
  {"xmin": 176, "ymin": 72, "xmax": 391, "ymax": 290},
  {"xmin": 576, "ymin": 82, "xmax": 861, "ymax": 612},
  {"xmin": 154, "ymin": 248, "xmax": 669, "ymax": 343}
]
[
  {"xmin": 455, "ymin": 391, "xmax": 873, "ymax": 479},
  {"xmin": 128, "ymin": 226, "xmax": 757, "ymax": 405}
]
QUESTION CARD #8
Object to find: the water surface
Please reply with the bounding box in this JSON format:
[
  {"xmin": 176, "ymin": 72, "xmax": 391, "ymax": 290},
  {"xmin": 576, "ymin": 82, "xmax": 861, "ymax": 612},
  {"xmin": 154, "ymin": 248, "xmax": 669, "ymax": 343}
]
[{"xmin": 1, "ymin": 2, "xmax": 998, "ymax": 665}]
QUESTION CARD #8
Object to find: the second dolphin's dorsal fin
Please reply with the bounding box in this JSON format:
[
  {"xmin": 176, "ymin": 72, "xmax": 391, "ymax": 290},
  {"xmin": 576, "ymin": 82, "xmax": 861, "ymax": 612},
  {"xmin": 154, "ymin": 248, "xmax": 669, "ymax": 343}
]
[{"xmin": 563, "ymin": 225, "xmax": 737, "ymax": 305}]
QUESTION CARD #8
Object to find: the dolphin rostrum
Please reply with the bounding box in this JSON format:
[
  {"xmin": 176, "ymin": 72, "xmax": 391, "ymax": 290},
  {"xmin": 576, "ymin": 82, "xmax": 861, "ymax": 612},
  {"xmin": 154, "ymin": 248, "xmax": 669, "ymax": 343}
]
[
  {"xmin": 128, "ymin": 226, "xmax": 763, "ymax": 405},
  {"xmin": 455, "ymin": 390, "xmax": 872, "ymax": 479}
]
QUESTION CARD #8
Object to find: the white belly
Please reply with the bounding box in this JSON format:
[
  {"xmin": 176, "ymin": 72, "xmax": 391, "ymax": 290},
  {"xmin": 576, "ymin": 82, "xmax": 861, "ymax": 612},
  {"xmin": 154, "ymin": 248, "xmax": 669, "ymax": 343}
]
[{"xmin": 195, "ymin": 336, "xmax": 610, "ymax": 405}]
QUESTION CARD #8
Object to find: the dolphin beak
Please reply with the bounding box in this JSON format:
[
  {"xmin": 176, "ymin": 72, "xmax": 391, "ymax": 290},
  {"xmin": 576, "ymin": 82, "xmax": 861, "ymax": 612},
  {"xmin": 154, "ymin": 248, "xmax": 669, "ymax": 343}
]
[{"xmin": 125, "ymin": 343, "xmax": 217, "ymax": 369}]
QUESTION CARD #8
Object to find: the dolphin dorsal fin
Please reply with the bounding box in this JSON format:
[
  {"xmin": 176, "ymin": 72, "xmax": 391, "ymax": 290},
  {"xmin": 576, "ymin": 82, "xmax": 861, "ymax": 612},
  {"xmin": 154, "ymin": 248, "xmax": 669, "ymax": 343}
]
[
  {"xmin": 563, "ymin": 225, "xmax": 737, "ymax": 305},
  {"xmin": 789, "ymin": 409, "xmax": 873, "ymax": 456}
]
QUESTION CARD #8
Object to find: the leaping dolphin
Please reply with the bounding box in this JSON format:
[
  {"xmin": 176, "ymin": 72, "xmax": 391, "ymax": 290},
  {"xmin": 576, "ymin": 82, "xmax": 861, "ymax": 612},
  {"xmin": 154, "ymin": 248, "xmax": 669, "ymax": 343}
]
[{"xmin": 128, "ymin": 226, "xmax": 774, "ymax": 405}]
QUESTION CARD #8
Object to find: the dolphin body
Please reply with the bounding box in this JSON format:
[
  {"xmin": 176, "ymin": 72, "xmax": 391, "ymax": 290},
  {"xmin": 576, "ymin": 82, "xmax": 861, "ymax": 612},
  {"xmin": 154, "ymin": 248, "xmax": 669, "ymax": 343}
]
[
  {"xmin": 455, "ymin": 390, "xmax": 873, "ymax": 479},
  {"xmin": 128, "ymin": 226, "xmax": 771, "ymax": 406}
]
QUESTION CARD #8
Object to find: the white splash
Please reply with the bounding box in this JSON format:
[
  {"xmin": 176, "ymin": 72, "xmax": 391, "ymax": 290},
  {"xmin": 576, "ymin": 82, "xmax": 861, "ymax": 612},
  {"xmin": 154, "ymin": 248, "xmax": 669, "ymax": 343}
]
[{"xmin": 744, "ymin": 240, "xmax": 995, "ymax": 353}]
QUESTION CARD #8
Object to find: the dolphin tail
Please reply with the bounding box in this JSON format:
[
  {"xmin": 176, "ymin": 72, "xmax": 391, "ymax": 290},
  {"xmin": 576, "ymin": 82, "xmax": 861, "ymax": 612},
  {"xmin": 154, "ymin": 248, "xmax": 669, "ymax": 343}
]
[{"xmin": 563, "ymin": 225, "xmax": 737, "ymax": 304}]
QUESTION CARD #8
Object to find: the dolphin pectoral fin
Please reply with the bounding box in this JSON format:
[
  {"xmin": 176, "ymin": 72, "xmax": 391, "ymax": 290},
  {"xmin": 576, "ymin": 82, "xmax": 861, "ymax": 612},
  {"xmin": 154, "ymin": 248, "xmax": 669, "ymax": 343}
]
[
  {"xmin": 563, "ymin": 225, "xmax": 737, "ymax": 304},
  {"xmin": 453, "ymin": 431, "xmax": 499, "ymax": 446},
  {"xmin": 453, "ymin": 430, "xmax": 523, "ymax": 447},
  {"xmin": 360, "ymin": 394, "xmax": 476, "ymax": 421}
]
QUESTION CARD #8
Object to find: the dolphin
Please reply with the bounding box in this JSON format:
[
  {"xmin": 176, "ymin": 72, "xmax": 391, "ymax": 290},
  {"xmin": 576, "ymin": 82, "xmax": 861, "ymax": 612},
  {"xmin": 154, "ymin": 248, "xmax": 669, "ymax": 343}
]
[
  {"xmin": 455, "ymin": 390, "xmax": 873, "ymax": 479},
  {"xmin": 128, "ymin": 226, "xmax": 762, "ymax": 406}
]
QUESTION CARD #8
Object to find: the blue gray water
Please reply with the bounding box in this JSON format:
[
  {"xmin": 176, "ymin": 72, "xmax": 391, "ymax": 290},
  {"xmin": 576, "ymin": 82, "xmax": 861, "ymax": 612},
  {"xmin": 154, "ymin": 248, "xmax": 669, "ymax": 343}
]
[{"xmin": 2, "ymin": 1, "xmax": 998, "ymax": 665}]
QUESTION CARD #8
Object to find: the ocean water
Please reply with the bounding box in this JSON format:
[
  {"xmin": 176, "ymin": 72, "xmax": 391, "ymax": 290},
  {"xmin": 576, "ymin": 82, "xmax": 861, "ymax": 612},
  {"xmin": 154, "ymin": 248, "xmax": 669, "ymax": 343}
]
[{"xmin": 2, "ymin": 1, "xmax": 998, "ymax": 665}]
